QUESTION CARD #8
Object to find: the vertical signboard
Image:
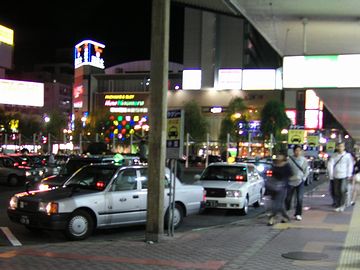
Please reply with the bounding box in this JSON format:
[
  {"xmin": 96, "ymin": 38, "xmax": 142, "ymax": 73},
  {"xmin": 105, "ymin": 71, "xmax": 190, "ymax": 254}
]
[{"xmin": 166, "ymin": 109, "xmax": 184, "ymax": 159}]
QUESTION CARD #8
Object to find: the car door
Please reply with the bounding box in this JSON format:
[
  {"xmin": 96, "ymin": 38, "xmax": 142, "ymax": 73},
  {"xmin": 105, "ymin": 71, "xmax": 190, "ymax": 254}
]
[
  {"xmin": 246, "ymin": 165, "xmax": 259, "ymax": 204},
  {"xmin": 106, "ymin": 168, "xmax": 142, "ymax": 225},
  {"xmin": 0, "ymin": 158, "xmax": 8, "ymax": 183},
  {"xmin": 137, "ymin": 168, "xmax": 171, "ymax": 221}
]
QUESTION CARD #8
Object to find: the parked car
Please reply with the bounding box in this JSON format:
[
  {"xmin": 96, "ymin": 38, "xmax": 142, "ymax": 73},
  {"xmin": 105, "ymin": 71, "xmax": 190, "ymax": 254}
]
[
  {"xmin": 8, "ymin": 164, "xmax": 205, "ymax": 240},
  {"xmin": 194, "ymin": 162, "xmax": 265, "ymax": 215},
  {"xmin": 28, "ymin": 155, "xmax": 116, "ymax": 190},
  {"xmin": 0, "ymin": 155, "xmax": 42, "ymax": 186},
  {"xmin": 244, "ymin": 160, "xmax": 273, "ymax": 195}
]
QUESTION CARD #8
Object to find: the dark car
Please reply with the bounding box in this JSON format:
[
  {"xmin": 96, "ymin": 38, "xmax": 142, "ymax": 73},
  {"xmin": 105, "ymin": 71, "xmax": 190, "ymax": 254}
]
[
  {"xmin": 0, "ymin": 156, "xmax": 41, "ymax": 186},
  {"xmin": 29, "ymin": 155, "xmax": 116, "ymax": 190},
  {"xmin": 244, "ymin": 159, "xmax": 273, "ymax": 195}
]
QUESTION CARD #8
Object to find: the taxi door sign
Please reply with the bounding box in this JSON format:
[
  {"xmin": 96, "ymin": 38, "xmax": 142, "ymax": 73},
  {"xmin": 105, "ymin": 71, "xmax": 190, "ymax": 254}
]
[
  {"xmin": 307, "ymin": 135, "xmax": 319, "ymax": 147},
  {"xmin": 288, "ymin": 129, "xmax": 305, "ymax": 144},
  {"xmin": 166, "ymin": 109, "xmax": 184, "ymax": 159}
]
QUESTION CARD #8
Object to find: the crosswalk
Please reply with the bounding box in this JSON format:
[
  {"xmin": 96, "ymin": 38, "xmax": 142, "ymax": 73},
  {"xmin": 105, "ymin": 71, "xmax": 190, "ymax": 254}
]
[{"xmin": 0, "ymin": 227, "xmax": 22, "ymax": 246}]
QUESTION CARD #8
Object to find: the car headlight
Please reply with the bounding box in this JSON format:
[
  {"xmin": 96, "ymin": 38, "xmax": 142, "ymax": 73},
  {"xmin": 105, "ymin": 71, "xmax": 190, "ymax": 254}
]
[
  {"xmin": 226, "ymin": 190, "xmax": 241, "ymax": 197},
  {"xmin": 39, "ymin": 202, "xmax": 58, "ymax": 215},
  {"xmin": 39, "ymin": 170, "xmax": 44, "ymax": 176},
  {"xmin": 38, "ymin": 184, "xmax": 49, "ymax": 191},
  {"xmin": 9, "ymin": 196, "xmax": 18, "ymax": 210},
  {"xmin": 25, "ymin": 171, "xmax": 31, "ymax": 177}
]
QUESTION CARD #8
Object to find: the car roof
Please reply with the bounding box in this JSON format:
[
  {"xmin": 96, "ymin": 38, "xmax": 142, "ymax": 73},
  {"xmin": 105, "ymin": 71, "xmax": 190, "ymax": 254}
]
[{"xmin": 206, "ymin": 162, "xmax": 249, "ymax": 167}]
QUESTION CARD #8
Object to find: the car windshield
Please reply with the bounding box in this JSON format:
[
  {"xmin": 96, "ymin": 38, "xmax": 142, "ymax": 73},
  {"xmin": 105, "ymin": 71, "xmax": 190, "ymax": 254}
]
[
  {"xmin": 64, "ymin": 166, "xmax": 117, "ymax": 189},
  {"xmin": 59, "ymin": 159, "xmax": 97, "ymax": 176},
  {"xmin": 200, "ymin": 166, "xmax": 247, "ymax": 181}
]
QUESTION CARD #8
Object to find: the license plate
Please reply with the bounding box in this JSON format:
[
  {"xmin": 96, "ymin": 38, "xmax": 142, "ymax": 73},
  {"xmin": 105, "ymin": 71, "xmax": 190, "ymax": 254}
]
[{"xmin": 206, "ymin": 200, "xmax": 218, "ymax": 207}]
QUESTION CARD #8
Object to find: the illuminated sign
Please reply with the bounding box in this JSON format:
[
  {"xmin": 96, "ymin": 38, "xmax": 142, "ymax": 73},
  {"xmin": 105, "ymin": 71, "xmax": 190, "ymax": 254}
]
[
  {"xmin": 104, "ymin": 93, "xmax": 148, "ymax": 114},
  {"xmin": 182, "ymin": 70, "xmax": 201, "ymax": 90},
  {"xmin": 217, "ymin": 69, "xmax": 242, "ymax": 89},
  {"xmin": 283, "ymin": 55, "xmax": 360, "ymax": 88},
  {"xmin": 210, "ymin": 107, "xmax": 223, "ymax": 113},
  {"xmin": 0, "ymin": 79, "xmax": 44, "ymax": 107},
  {"xmin": 242, "ymin": 69, "xmax": 276, "ymax": 90},
  {"xmin": 285, "ymin": 109, "xmax": 297, "ymax": 125},
  {"xmin": 0, "ymin": 24, "xmax": 14, "ymax": 46},
  {"xmin": 74, "ymin": 40, "xmax": 105, "ymax": 69},
  {"xmin": 73, "ymin": 85, "xmax": 84, "ymax": 108}
]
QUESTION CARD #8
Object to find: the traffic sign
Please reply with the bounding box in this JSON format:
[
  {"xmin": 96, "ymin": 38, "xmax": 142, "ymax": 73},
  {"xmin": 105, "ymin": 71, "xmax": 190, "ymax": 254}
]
[{"xmin": 288, "ymin": 129, "xmax": 305, "ymax": 144}]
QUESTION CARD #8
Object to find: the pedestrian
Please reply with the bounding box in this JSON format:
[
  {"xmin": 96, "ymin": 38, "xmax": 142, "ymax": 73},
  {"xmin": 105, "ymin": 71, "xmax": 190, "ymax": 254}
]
[
  {"xmin": 327, "ymin": 142, "xmax": 354, "ymax": 212},
  {"xmin": 267, "ymin": 152, "xmax": 292, "ymax": 226},
  {"xmin": 285, "ymin": 145, "xmax": 310, "ymax": 221},
  {"xmin": 138, "ymin": 139, "xmax": 148, "ymax": 163}
]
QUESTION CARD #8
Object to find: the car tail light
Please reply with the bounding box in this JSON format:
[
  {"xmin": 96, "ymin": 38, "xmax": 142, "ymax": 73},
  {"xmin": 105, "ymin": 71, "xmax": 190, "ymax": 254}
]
[
  {"xmin": 266, "ymin": 170, "xmax": 273, "ymax": 177},
  {"xmin": 96, "ymin": 181, "xmax": 106, "ymax": 190},
  {"xmin": 13, "ymin": 162, "xmax": 19, "ymax": 167},
  {"xmin": 202, "ymin": 190, "xmax": 206, "ymax": 201},
  {"xmin": 235, "ymin": 175, "xmax": 245, "ymax": 181}
]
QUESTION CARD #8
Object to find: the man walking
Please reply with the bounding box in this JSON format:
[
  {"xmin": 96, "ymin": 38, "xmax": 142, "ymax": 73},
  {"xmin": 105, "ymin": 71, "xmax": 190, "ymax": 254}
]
[
  {"xmin": 285, "ymin": 145, "xmax": 310, "ymax": 221},
  {"xmin": 327, "ymin": 142, "xmax": 354, "ymax": 212}
]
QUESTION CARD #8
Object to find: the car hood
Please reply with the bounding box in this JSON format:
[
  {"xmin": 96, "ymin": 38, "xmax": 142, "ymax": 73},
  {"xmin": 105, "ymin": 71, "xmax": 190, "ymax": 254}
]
[
  {"xmin": 16, "ymin": 187, "xmax": 98, "ymax": 202},
  {"xmin": 41, "ymin": 174, "xmax": 68, "ymax": 186},
  {"xmin": 198, "ymin": 180, "xmax": 246, "ymax": 190}
]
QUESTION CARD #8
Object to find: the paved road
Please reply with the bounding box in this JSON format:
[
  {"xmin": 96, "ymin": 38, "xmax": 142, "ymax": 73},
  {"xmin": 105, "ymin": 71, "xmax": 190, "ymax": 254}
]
[{"xmin": 0, "ymin": 170, "xmax": 326, "ymax": 247}]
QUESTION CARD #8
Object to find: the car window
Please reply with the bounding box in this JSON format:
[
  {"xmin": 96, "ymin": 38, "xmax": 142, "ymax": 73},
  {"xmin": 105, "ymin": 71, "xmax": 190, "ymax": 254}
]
[
  {"xmin": 138, "ymin": 168, "xmax": 170, "ymax": 189},
  {"xmin": 112, "ymin": 169, "xmax": 138, "ymax": 191},
  {"xmin": 3, "ymin": 158, "xmax": 15, "ymax": 168},
  {"xmin": 200, "ymin": 166, "xmax": 247, "ymax": 182},
  {"xmin": 65, "ymin": 166, "xmax": 116, "ymax": 189}
]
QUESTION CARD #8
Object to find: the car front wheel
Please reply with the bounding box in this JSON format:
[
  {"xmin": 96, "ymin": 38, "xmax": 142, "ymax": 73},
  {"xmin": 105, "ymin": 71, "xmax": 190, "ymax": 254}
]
[
  {"xmin": 64, "ymin": 210, "xmax": 94, "ymax": 241},
  {"xmin": 240, "ymin": 197, "xmax": 249, "ymax": 215}
]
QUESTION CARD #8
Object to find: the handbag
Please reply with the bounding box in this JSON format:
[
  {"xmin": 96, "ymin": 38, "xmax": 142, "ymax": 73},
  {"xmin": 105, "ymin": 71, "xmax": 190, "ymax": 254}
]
[{"xmin": 354, "ymin": 173, "xmax": 360, "ymax": 183}]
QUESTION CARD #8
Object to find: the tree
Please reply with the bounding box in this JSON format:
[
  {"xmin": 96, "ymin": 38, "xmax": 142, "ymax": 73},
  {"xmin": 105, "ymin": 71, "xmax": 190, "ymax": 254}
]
[
  {"xmin": 44, "ymin": 110, "xmax": 68, "ymax": 141},
  {"xmin": 260, "ymin": 100, "xmax": 291, "ymax": 154},
  {"xmin": 18, "ymin": 115, "xmax": 43, "ymax": 140},
  {"xmin": 184, "ymin": 100, "xmax": 208, "ymax": 141},
  {"xmin": 219, "ymin": 97, "xmax": 247, "ymax": 157}
]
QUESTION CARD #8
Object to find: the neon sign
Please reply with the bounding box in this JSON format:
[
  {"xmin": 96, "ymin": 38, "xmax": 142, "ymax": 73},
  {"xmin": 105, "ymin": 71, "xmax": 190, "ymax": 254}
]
[
  {"xmin": 0, "ymin": 24, "xmax": 14, "ymax": 46},
  {"xmin": 74, "ymin": 40, "xmax": 105, "ymax": 69}
]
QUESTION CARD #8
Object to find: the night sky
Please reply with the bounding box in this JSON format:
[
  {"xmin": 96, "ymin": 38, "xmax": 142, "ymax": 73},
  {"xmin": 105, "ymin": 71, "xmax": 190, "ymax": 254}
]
[{"xmin": 0, "ymin": 1, "xmax": 185, "ymax": 70}]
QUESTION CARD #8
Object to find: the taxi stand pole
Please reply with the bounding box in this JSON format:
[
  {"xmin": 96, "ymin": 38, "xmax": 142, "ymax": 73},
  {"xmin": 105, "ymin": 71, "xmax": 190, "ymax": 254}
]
[
  {"xmin": 145, "ymin": 0, "xmax": 170, "ymax": 243},
  {"xmin": 226, "ymin": 133, "xmax": 230, "ymax": 161},
  {"xmin": 168, "ymin": 159, "xmax": 177, "ymax": 237},
  {"xmin": 185, "ymin": 133, "xmax": 189, "ymax": 168}
]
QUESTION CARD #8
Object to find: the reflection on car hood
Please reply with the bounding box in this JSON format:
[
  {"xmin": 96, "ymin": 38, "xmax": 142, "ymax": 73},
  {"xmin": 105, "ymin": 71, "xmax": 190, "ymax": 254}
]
[
  {"xmin": 16, "ymin": 187, "xmax": 98, "ymax": 202},
  {"xmin": 198, "ymin": 180, "xmax": 246, "ymax": 189},
  {"xmin": 41, "ymin": 175, "xmax": 68, "ymax": 186}
]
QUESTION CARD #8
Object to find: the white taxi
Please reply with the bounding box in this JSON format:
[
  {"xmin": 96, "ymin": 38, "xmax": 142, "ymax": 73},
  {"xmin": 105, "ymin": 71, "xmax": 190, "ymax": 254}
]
[{"xmin": 195, "ymin": 162, "xmax": 265, "ymax": 215}]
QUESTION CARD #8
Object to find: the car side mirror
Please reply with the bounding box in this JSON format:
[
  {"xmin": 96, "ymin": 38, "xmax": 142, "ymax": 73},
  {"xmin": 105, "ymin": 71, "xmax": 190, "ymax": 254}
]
[{"xmin": 194, "ymin": 174, "xmax": 201, "ymax": 181}]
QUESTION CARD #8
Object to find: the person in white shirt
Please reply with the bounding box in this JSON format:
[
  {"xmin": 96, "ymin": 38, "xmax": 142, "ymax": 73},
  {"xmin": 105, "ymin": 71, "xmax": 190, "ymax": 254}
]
[
  {"xmin": 285, "ymin": 145, "xmax": 310, "ymax": 221},
  {"xmin": 327, "ymin": 142, "xmax": 354, "ymax": 212}
]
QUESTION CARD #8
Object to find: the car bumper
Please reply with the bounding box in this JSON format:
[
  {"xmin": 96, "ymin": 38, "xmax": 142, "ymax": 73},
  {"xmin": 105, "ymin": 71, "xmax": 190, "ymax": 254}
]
[
  {"xmin": 7, "ymin": 209, "xmax": 70, "ymax": 230},
  {"xmin": 205, "ymin": 197, "xmax": 245, "ymax": 209}
]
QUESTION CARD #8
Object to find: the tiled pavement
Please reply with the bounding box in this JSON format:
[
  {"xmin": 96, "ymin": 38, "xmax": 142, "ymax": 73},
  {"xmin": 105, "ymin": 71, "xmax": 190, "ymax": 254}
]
[{"xmin": 0, "ymin": 181, "xmax": 359, "ymax": 270}]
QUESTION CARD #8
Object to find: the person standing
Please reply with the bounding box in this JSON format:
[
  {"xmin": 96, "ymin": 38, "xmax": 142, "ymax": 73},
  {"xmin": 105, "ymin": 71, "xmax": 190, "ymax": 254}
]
[
  {"xmin": 267, "ymin": 152, "xmax": 292, "ymax": 226},
  {"xmin": 327, "ymin": 142, "xmax": 354, "ymax": 212},
  {"xmin": 285, "ymin": 145, "xmax": 310, "ymax": 221}
]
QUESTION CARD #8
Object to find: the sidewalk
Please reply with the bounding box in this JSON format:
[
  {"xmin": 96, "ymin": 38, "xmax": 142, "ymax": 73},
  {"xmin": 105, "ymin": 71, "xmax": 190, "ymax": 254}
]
[{"xmin": 0, "ymin": 181, "xmax": 359, "ymax": 270}]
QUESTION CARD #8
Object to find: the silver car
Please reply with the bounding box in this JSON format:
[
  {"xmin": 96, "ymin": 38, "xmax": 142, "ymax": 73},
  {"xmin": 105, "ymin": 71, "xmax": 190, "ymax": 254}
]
[
  {"xmin": 195, "ymin": 162, "xmax": 265, "ymax": 215},
  {"xmin": 8, "ymin": 164, "xmax": 205, "ymax": 240}
]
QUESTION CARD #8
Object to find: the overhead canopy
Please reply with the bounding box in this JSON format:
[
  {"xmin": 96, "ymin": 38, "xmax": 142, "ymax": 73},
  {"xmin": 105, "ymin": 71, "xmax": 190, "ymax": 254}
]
[{"xmin": 174, "ymin": 0, "xmax": 360, "ymax": 141}]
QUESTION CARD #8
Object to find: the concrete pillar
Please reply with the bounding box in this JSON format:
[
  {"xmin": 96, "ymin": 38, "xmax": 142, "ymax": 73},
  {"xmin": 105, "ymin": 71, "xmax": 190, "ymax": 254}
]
[{"xmin": 145, "ymin": 0, "xmax": 170, "ymax": 243}]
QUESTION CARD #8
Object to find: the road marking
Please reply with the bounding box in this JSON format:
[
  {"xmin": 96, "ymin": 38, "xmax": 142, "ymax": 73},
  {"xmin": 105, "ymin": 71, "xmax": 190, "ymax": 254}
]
[{"xmin": 0, "ymin": 227, "xmax": 22, "ymax": 246}]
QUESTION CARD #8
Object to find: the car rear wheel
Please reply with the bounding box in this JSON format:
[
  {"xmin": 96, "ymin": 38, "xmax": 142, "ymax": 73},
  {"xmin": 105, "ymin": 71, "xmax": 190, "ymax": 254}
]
[
  {"xmin": 165, "ymin": 203, "xmax": 184, "ymax": 229},
  {"xmin": 65, "ymin": 210, "xmax": 94, "ymax": 241},
  {"xmin": 8, "ymin": 175, "xmax": 19, "ymax": 186},
  {"xmin": 253, "ymin": 190, "xmax": 263, "ymax": 208},
  {"xmin": 240, "ymin": 197, "xmax": 249, "ymax": 215}
]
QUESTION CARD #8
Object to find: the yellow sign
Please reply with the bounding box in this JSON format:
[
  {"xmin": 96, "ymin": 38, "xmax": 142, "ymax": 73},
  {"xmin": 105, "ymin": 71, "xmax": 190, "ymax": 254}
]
[
  {"xmin": 326, "ymin": 141, "xmax": 336, "ymax": 152},
  {"xmin": 288, "ymin": 129, "xmax": 305, "ymax": 144},
  {"xmin": 167, "ymin": 119, "xmax": 180, "ymax": 140},
  {"xmin": 307, "ymin": 135, "xmax": 319, "ymax": 147},
  {"xmin": 0, "ymin": 24, "xmax": 14, "ymax": 46}
]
